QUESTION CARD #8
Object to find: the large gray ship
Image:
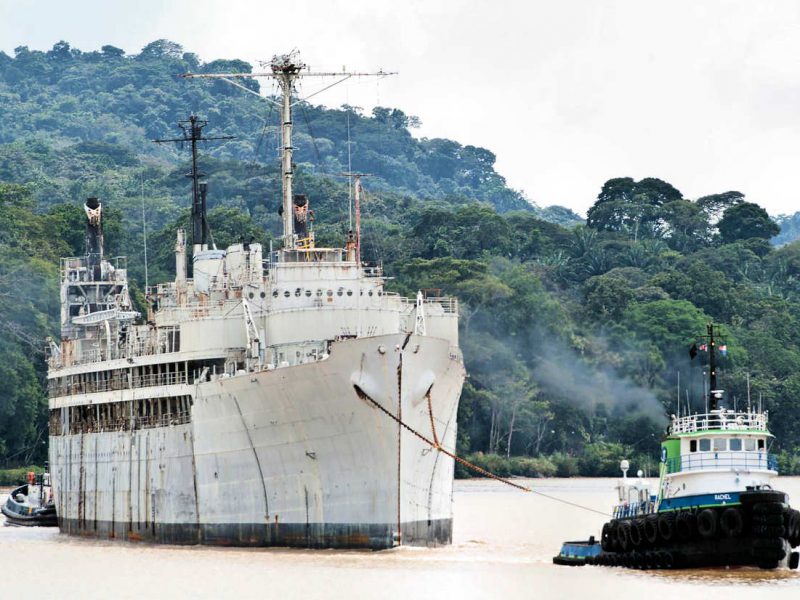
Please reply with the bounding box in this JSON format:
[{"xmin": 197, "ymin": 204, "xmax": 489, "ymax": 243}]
[{"xmin": 46, "ymin": 53, "xmax": 465, "ymax": 548}]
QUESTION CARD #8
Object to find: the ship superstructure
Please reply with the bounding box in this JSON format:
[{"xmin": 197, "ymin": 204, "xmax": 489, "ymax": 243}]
[{"xmin": 47, "ymin": 52, "xmax": 465, "ymax": 548}]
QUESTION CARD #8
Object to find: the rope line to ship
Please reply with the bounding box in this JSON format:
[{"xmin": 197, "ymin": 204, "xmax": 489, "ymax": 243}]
[{"xmin": 360, "ymin": 386, "xmax": 611, "ymax": 518}]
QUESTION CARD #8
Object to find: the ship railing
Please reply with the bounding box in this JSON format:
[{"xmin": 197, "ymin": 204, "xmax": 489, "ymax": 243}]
[
  {"xmin": 64, "ymin": 411, "xmax": 192, "ymax": 435},
  {"xmin": 60, "ymin": 256, "xmax": 128, "ymax": 283},
  {"xmin": 362, "ymin": 263, "xmax": 383, "ymax": 277},
  {"xmin": 666, "ymin": 452, "xmax": 778, "ymax": 474},
  {"xmin": 49, "ymin": 371, "xmax": 189, "ymax": 398},
  {"xmin": 670, "ymin": 411, "xmax": 768, "ymax": 434},
  {"xmin": 398, "ymin": 296, "xmax": 459, "ymax": 314},
  {"xmin": 613, "ymin": 499, "xmax": 657, "ymax": 519}
]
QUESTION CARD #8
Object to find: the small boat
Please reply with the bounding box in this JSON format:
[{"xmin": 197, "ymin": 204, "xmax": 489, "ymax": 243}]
[
  {"xmin": 553, "ymin": 536, "xmax": 602, "ymax": 566},
  {"xmin": 2, "ymin": 470, "xmax": 58, "ymax": 527},
  {"xmin": 554, "ymin": 324, "xmax": 800, "ymax": 570}
]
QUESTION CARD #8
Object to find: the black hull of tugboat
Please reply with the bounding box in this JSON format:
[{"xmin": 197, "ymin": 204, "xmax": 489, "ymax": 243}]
[
  {"xmin": 2, "ymin": 484, "xmax": 58, "ymax": 527},
  {"xmin": 590, "ymin": 490, "xmax": 800, "ymax": 570}
]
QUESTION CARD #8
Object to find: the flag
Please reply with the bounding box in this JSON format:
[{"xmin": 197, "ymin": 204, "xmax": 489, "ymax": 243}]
[
  {"xmin": 719, "ymin": 344, "xmax": 728, "ymax": 356},
  {"xmin": 699, "ymin": 343, "xmax": 708, "ymax": 352},
  {"xmin": 689, "ymin": 343, "xmax": 698, "ymax": 359}
]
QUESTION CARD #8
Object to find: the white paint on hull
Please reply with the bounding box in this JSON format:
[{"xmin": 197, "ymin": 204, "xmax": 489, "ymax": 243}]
[{"xmin": 49, "ymin": 333, "xmax": 464, "ymax": 546}]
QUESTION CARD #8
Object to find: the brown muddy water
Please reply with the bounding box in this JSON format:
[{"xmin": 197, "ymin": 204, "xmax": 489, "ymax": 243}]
[{"xmin": 2, "ymin": 478, "xmax": 799, "ymax": 599}]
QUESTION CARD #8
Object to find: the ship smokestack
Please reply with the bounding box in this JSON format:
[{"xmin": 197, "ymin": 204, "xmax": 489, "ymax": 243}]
[
  {"xmin": 84, "ymin": 197, "xmax": 104, "ymax": 280},
  {"xmin": 293, "ymin": 194, "xmax": 309, "ymax": 239}
]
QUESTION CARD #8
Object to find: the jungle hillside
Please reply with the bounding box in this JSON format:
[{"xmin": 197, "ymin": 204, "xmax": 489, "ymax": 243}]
[{"xmin": 2, "ymin": 40, "xmax": 800, "ymax": 478}]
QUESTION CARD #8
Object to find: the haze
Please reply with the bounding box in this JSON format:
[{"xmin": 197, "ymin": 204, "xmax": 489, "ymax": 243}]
[{"xmin": 2, "ymin": 0, "xmax": 799, "ymax": 216}]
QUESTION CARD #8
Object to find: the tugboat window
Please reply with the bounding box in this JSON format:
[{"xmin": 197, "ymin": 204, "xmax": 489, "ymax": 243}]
[
  {"xmin": 713, "ymin": 438, "xmax": 726, "ymax": 452},
  {"xmin": 745, "ymin": 438, "xmax": 756, "ymax": 451},
  {"xmin": 690, "ymin": 440, "xmax": 697, "ymax": 452},
  {"xmin": 699, "ymin": 439, "xmax": 711, "ymax": 452},
  {"xmin": 729, "ymin": 438, "xmax": 742, "ymax": 451},
  {"xmin": 758, "ymin": 439, "xmax": 765, "ymax": 450}
]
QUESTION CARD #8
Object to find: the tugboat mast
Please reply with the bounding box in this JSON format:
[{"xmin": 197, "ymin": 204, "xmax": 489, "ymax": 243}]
[
  {"xmin": 182, "ymin": 53, "xmax": 395, "ymax": 250},
  {"xmin": 707, "ymin": 323, "xmax": 719, "ymax": 410}
]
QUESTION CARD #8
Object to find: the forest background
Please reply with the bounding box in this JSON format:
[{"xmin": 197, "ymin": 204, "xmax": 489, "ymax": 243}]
[{"xmin": 3, "ymin": 40, "xmax": 800, "ymax": 481}]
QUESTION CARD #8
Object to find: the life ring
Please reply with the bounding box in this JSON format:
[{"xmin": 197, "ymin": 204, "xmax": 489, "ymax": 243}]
[
  {"xmin": 697, "ymin": 508, "xmax": 718, "ymax": 539},
  {"xmin": 720, "ymin": 507, "xmax": 744, "ymax": 537}
]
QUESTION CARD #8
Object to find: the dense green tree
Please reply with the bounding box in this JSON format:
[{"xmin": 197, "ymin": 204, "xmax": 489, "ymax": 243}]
[
  {"xmin": 718, "ymin": 201, "xmax": 780, "ymax": 243},
  {"xmin": 587, "ymin": 177, "xmax": 682, "ymax": 240}
]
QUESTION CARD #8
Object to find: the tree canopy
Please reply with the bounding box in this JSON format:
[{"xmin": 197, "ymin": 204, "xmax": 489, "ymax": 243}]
[{"xmin": 1, "ymin": 41, "xmax": 800, "ymax": 477}]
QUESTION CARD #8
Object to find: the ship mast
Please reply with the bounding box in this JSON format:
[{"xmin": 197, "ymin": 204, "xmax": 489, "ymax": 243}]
[
  {"xmin": 182, "ymin": 53, "xmax": 395, "ymax": 251},
  {"xmin": 154, "ymin": 116, "xmax": 234, "ymax": 253},
  {"xmin": 273, "ymin": 55, "xmax": 303, "ymax": 248}
]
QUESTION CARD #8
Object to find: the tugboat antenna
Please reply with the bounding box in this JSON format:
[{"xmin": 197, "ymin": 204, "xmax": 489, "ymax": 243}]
[{"xmin": 707, "ymin": 323, "xmax": 717, "ymax": 409}]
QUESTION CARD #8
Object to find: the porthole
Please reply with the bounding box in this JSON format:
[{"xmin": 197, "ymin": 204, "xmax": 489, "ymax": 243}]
[
  {"xmin": 305, "ymin": 289, "xmax": 312, "ymax": 297},
  {"xmin": 337, "ymin": 288, "xmax": 343, "ymax": 297},
  {"xmin": 377, "ymin": 290, "xmax": 382, "ymax": 296},
  {"xmin": 368, "ymin": 290, "xmax": 373, "ymax": 296},
  {"xmin": 295, "ymin": 288, "xmax": 301, "ymax": 297},
  {"xmin": 346, "ymin": 289, "xmax": 353, "ymax": 296},
  {"xmin": 283, "ymin": 290, "xmax": 290, "ymax": 298},
  {"xmin": 272, "ymin": 290, "xmax": 279, "ymax": 298},
  {"xmin": 316, "ymin": 289, "xmax": 323, "ymax": 297},
  {"xmin": 260, "ymin": 291, "xmax": 266, "ymax": 298},
  {"xmin": 327, "ymin": 290, "xmax": 333, "ymax": 297},
  {"xmin": 248, "ymin": 292, "xmax": 255, "ymax": 299}
]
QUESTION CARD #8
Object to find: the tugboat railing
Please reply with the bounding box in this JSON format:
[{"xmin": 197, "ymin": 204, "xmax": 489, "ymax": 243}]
[
  {"xmin": 613, "ymin": 499, "xmax": 657, "ymax": 520},
  {"xmin": 670, "ymin": 411, "xmax": 768, "ymax": 434},
  {"xmin": 666, "ymin": 452, "xmax": 778, "ymax": 474}
]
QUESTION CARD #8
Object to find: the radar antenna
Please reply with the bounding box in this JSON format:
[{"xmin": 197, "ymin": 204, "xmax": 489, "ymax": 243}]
[{"xmin": 182, "ymin": 52, "xmax": 396, "ymax": 250}]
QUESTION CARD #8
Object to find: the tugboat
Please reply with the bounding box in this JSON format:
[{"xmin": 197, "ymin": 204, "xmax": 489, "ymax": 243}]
[
  {"xmin": 2, "ymin": 470, "xmax": 58, "ymax": 527},
  {"xmin": 554, "ymin": 324, "xmax": 800, "ymax": 570}
]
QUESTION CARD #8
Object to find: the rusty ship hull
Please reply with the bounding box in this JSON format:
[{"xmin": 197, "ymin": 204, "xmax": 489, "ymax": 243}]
[{"xmin": 50, "ymin": 333, "xmax": 463, "ymax": 548}]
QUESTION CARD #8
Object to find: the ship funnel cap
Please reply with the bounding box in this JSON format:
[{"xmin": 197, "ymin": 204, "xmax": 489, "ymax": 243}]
[{"xmin": 84, "ymin": 197, "xmax": 102, "ymax": 226}]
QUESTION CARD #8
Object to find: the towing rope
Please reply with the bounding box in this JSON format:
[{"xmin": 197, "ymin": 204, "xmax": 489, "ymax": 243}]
[{"xmin": 361, "ymin": 388, "xmax": 611, "ymax": 518}]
